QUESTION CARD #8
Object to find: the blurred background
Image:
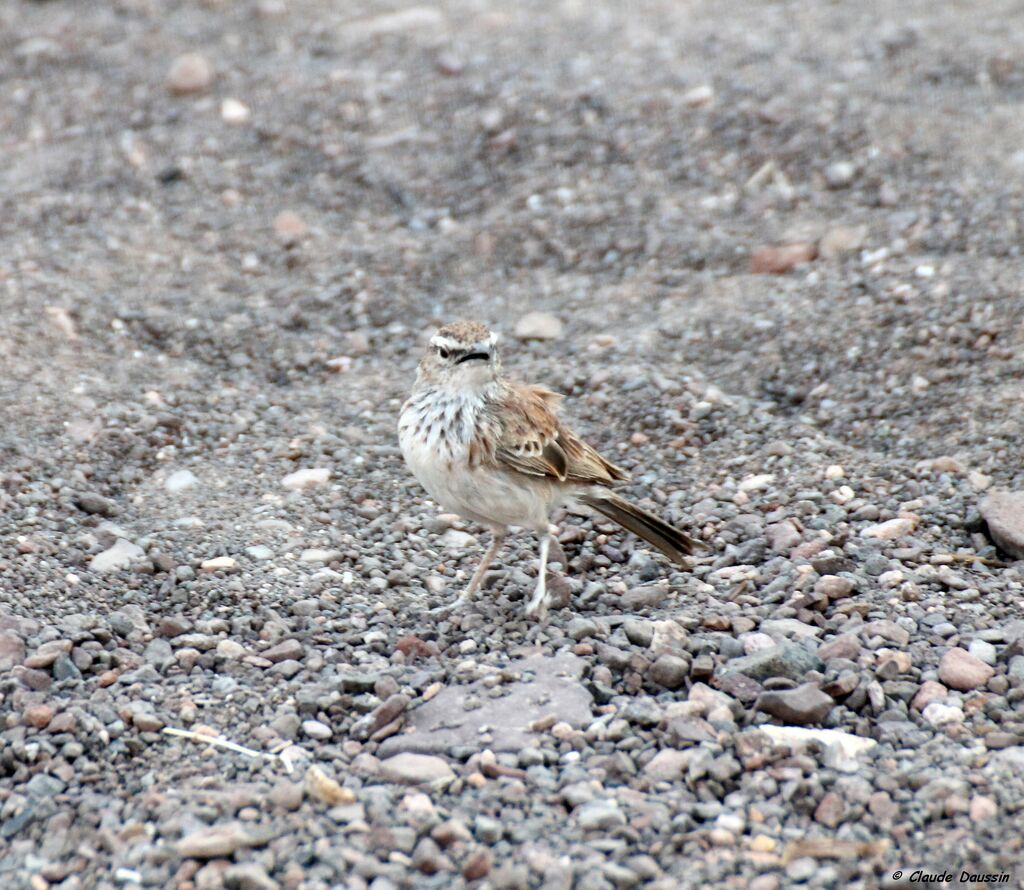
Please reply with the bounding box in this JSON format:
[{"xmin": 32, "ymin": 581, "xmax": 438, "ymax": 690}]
[{"xmin": 2, "ymin": 0, "xmax": 1022, "ymax": 470}]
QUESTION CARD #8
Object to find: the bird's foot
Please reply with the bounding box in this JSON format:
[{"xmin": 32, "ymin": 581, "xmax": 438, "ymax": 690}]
[
  {"xmin": 428, "ymin": 593, "xmax": 473, "ymax": 616},
  {"xmin": 524, "ymin": 582, "xmax": 549, "ymax": 622}
]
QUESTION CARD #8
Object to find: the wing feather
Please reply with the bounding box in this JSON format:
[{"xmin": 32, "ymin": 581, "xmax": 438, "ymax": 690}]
[{"xmin": 487, "ymin": 383, "xmax": 627, "ymax": 485}]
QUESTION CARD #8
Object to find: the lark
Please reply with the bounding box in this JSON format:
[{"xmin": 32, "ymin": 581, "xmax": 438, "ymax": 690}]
[{"xmin": 398, "ymin": 321, "xmax": 701, "ymax": 619}]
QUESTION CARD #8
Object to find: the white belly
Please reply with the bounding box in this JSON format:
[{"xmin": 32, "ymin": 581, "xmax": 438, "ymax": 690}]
[{"xmin": 398, "ymin": 390, "xmax": 556, "ymax": 531}]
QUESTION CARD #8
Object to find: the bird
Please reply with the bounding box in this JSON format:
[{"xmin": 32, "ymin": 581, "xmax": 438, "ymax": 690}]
[{"xmin": 397, "ymin": 320, "xmax": 702, "ymax": 619}]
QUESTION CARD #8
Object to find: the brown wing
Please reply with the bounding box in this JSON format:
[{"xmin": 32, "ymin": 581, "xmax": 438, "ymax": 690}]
[{"xmin": 486, "ymin": 382, "xmax": 627, "ymax": 486}]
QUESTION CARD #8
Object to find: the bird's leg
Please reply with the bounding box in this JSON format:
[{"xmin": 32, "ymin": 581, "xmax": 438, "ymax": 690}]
[
  {"xmin": 525, "ymin": 532, "xmax": 552, "ymax": 620},
  {"xmin": 430, "ymin": 529, "xmax": 504, "ymax": 614}
]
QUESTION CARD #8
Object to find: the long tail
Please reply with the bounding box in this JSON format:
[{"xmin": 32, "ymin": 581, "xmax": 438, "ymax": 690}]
[{"xmin": 578, "ymin": 491, "xmax": 703, "ymax": 565}]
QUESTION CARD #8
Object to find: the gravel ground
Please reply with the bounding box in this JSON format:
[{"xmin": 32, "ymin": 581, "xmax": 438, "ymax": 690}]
[{"xmin": 3, "ymin": 1, "xmax": 1024, "ymax": 888}]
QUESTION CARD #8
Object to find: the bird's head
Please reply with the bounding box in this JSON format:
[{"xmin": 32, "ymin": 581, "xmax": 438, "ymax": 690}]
[{"xmin": 417, "ymin": 320, "xmax": 501, "ymax": 390}]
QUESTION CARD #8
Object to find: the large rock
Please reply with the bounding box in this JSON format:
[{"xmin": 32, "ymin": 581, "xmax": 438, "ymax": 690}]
[
  {"xmin": 376, "ymin": 652, "xmax": 592, "ymax": 756},
  {"xmin": 980, "ymin": 490, "xmax": 1024, "ymax": 559},
  {"xmin": 754, "ymin": 684, "xmax": 834, "ymax": 725},
  {"xmin": 938, "ymin": 647, "xmax": 994, "ymax": 691},
  {"xmin": 717, "ymin": 644, "xmax": 824, "ymax": 683}
]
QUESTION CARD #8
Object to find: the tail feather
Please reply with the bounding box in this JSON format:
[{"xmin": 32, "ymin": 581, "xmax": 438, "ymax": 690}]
[{"xmin": 579, "ymin": 491, "xmax": 703, "ymax": 565}]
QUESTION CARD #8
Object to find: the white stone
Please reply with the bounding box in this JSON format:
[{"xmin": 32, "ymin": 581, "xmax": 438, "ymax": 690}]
[
  {"xmin": 299, "ymin": 548, "xmax": 341, "ymax": 563},
  {"xmin": 217, "ymin": 640, "xmax": 246, "ymax": 659},
  {"xmin": 282, "ymin": 468, "xmax": 330, "ymax": 490},
  {"xmin": 220, "ymin": 98, "xmax": 250, "ymax": 124},
  {"xmin": 968, "ymin": 639, "xmax": 997, "ymax": 667},
  {"xmin": 860, "ymin": 517, "xmax": 917, "ymax": 540},
  {"xmin": 743, "ymin": 632, "xmax": 778, "ymax": 654},
  {"xmin": 379, "ymin": 753, "xmax": 454, "ymax": 785},
  {"xmin": 643, "ymin": 749, "xmax": 691, "ymax": 782},
  {"xmin": 738, "ymin": 474, "xmax": 774, "ymax": 493},
  {"xmin": 201, "ymin": 556, "xmax": 238, "ymax": 573},
  {"xmin": 302, "ymin": 719, "xmax": 333, "ymax": 740},
  {"xmin": 682, "ymin": 84, "xmax": 714, "ymax": 107},
  {"xmin": 439, "ymin": 529, "xmax": 476, "ymax": 550},
  {"xmin": 759, "ymin": 725, "xmax": 877, "ymax": 761},
  {"xmin": 90, "ymin": 539, "xmax": 144, "ymax": 573},
  {"xmin": 165, "ymin": 469, "xmax": 198, "ymax": 494},
  {"xmin": 245, "ymin": 545, "xmax": 274, "ymax": 560},
  {"xmin": 922, "ymin": 702, "xmax": 964, "ymax": 727},
  {"xmin": 514, "ymin": 312, "xmax": 563, "ymax": 341}
]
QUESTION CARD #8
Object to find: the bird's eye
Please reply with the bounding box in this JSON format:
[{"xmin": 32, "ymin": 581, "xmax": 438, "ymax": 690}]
[{"xmin": 438, "ymin": 347, "xmax": 450, "ymax": 360}]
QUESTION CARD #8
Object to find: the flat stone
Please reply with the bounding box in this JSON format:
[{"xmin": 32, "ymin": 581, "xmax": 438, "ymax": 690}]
[
  {"xmin": 377, "ymin": 652, "xmax": 591, "ymax": 756},
  {"xmin": 815, "ymin": 575, "xmax": 855, "ymax": 600},
  {"xmin": 217, "ymin": 639, "xmax": 247, "ymax": 659},
  {"xmin": 576, "ymin": 799, "xmax": 625, "ymax": 831},
  {"xmin": 980, "ymin": 490, "xmax": 1024, "ymax": 559},
  {"xmin": 176, "ymin": 823, "xmax": 258, "ymax": 858},
  {"xmin": 923, "ymin": 702, "xmax": 964, "ymax": 727},
  {"xmin": 862, "ymin": 620, "xmax": 910, "ymax": 647},
  {"xmin": 911, "ymin": 680, "xmax": 948, "ymax": 711},
  {"xmin": 755, "ymin": 683, "xmax": 833, "ymax": 725},
  {"xmin": 223, "ymin": 863, "xmax": 280, "ymax": 890},
  {"xmin": 0, "ymin": 631, "xmax": 26, "ymax": 670},
  {"xmin": 90, "ymin": 539, "xmax": 144, "ymax": 573},
  {"xmin": 567, "ymin": 617, "xmax": 599, "ymax": 641},
  {"xmin": 718, "ymin": 644, "xmax": 824, "ymax": 683},
  {"xmin": 860, "ymin": 517, "xmax": 917, "ymax": 540},
  {"xmin": 24, "ymin": 639, "xmax": 72, "ymax": 669},
  {"xmin": 817, "ymin": 633, "xmax": 861, "ymax": 661},
  {"xmin": 938, "ymin": 647, "xmax": 994, "ymax": 691},
  {"xmin": 758, "ymin": 725, "xmax": 876, "ymax": 764},
  {"xmin": 622, "ymin": 617, "xmax": 654, "ymax": 648},
  {"xmin": 620, "ymin": 584, "xmax": 669, "ymax": 609},
  {"xmin": 379, "ymin": 753, "xmax": 454, "ymax": 785},
  {"xmin": 760, "ymin": 618, "xmax": 821, "ymax": 640},
  {"xmin": 282, "ymin": 468, "xmax": 331, "ymax": 490},
  {"xmin": 439, "ymin": 529, "xmax": 476, "ymax": 550},
  {"xmin": 262, "ymin": 639, "xmax": 304, "ymax": 663},
  {"xmin": 968, "ymin": 639, "xmax": 997, "ymax": 666},
  {"xmin": 74, "ymin": 492, "xmax": 118, "ymax": 516},
  {"xmin": 643, "ymin": 749, "xmax": 692, "ymax": 782},
  {"xmin": 27, "ymin": 773, "xmax": 66, "ymax": 798}
]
